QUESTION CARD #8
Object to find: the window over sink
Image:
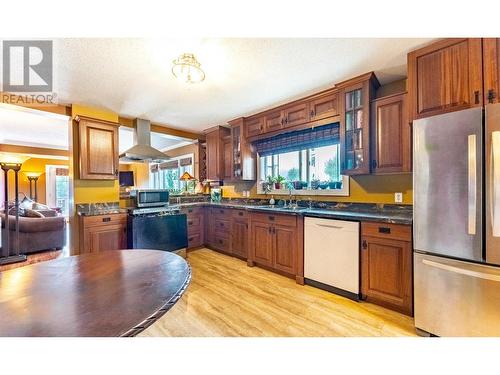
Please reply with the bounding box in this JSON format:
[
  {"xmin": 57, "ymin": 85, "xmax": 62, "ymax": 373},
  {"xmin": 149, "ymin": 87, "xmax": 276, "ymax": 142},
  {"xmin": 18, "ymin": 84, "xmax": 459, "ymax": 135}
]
[{"xmin": 255, "ymin": 124, "xmax": 349, "ymax": 196}]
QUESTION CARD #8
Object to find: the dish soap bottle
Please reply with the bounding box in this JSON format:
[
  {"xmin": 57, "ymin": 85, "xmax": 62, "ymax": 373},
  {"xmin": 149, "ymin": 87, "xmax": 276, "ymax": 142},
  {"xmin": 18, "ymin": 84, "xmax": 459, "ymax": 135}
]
[{"xmin": 269, "ymin": 195, "xmax": 275, "ymax": 205}]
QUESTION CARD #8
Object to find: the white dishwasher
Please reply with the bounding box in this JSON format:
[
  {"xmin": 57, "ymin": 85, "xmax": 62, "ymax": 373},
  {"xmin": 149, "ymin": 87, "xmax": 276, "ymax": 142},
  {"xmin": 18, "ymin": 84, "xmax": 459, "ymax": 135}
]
[{"xmin": 304, "ymin": 217, "xmax": 360, "ymax": 300}]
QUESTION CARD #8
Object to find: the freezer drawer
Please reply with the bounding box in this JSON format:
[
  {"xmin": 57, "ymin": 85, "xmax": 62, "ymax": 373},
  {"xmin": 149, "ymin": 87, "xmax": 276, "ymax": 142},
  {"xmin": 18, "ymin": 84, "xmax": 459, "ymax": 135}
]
[
  {"xmin": 304, "ymin": 218, "xmax": 359, "ymax": 297},
  {"xmin": 414, "ymin": 252, "xmax": 500, "ymax": 336}
]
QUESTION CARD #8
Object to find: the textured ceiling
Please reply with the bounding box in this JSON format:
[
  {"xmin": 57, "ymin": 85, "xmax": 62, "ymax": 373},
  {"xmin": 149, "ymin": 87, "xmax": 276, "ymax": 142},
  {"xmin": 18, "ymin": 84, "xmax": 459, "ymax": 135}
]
[
  {"xmin": 0, "ymin": 104, "xmax": 192, "ymax": 152},
  {"xmin": 47, "ymin": 38, "xmax": 433, "ymax": 132}
]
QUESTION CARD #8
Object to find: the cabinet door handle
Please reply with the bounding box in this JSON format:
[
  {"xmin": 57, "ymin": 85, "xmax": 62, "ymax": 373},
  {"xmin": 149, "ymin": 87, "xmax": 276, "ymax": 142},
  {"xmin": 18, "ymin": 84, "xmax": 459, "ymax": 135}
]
[
  {"xmin": 188, "ymin": 221, "xmax": 193, "ymax": 226},
  {"xmin": 102, "ymin": 217, "xmax": 111, "ymax": 222},
  {"xmin": 268, "ymin": 226, "xmax": 272, "ymax": 234},
  {"xmin": 238, "ymin": 212, "xmax": 243, "ymax": 216},
  {"xmin": 310, "ymin": 110, "xmax": 315, "ymax": 117},
  {"xmin": 474, "ymin": 90, "xmax": 480, "ymax": 105},
  {"xmin": 362, "ymin": 240, "xmax": 367, "ymax": 249},
  {"xmin": 488, "ymin": 89, "xmax": 496, "ymax": 104},
  {"xmin": 268, "ymin": 216, "xmax": 275, "ymax": 221},
  {"xmin": 378, "ymin": 227, "xmax": 391, "ymax": 234},
  {"xmin": 284, "ymin": 117, "xmax": 288, "ymax": 124},
  {"xmin": 189, "ymin": 237, "xmax": 194, "ymax": 242},
  {"xmin": 219, "ymin": 210, "xmax": 224, "ymax": 214}
]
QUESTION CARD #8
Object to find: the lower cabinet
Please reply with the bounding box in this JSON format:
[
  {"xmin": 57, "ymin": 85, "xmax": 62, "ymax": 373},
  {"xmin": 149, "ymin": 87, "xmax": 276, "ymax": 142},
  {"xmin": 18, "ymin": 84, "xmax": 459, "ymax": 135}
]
[
  {"xmin": 79, "ymin": 213, "xmax": 128, "ymax": 254},
  {"xmin": 360, "ymin": 222, "xmax": 413, "ymax": 316},
  {"xmin": 248, "ymin": 212, "xmax": 303, "ymax": 283},
  {"xmin": 181, "ymin": 207, "xmax": 204, "ymax": 249},
  {"xmin": 231, "ymin": 219, "xmax": 248, "ymax": 258},
  {"xmin": 205, "ymin": 207, "xmax": 248, "ymax": 258}
]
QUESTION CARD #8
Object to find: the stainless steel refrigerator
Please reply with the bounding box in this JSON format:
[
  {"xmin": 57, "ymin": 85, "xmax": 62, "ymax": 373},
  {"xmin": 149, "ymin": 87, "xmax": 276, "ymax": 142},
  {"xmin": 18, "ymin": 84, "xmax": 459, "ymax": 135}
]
[{"xmin": 414, "ymin": 104, "xmax": 500, "ymax": 336}]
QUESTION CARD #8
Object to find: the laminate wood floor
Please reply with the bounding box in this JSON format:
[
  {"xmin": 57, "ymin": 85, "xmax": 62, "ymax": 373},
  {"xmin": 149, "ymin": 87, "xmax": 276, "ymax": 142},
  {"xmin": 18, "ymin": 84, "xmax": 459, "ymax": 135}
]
[{"xmin": 139, "ymin": 248, "xmax": 417, "ymax": 337}]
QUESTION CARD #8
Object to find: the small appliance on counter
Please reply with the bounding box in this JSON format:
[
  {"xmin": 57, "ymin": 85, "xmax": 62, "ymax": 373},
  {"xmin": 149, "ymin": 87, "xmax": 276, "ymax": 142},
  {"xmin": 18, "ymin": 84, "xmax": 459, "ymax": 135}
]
[{"xmin": 127, "ymin": 189, "xmax": 187, "ymax": 255}]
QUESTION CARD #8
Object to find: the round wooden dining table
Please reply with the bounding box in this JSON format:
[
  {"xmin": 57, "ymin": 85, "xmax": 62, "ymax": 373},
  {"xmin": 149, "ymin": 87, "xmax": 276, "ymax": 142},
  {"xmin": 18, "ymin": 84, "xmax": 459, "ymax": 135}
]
[{"xmin": 0, "ymin": 250, "xmax": 191, "ymax": 337}]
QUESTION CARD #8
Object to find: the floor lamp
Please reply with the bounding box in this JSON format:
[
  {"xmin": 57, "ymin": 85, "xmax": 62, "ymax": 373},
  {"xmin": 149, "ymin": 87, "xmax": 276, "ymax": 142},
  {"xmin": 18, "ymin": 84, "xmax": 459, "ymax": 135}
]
[
  {"xmin": 25, "ymin": 171, "xmax": 42, "ymax": 202},
  {"xmin": 0, "ymin": 153, "xmax": 30, "ymax": 265}
]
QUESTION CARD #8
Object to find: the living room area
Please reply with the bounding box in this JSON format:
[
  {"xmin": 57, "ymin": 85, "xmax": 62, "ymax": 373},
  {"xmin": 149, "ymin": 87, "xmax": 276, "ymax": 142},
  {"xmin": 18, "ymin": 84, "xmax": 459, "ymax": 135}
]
[{"xmin": 0, "ymin": 103, "xmax": 70, "ymax": 269}]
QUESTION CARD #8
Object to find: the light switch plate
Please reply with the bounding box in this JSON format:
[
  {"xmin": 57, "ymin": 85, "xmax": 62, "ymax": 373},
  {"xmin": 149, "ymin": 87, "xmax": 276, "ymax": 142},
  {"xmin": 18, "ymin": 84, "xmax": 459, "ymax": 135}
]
[{"xmin": 394, "ymin": 192, "xmax": 403, "ymax": 203}]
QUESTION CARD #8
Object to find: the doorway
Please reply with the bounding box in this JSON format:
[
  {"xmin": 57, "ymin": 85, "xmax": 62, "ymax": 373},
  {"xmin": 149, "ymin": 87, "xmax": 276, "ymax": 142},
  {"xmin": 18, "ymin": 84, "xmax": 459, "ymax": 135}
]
[{"xmin": 46, "ymin": 165, "xmax": 70, "ymax": 217}]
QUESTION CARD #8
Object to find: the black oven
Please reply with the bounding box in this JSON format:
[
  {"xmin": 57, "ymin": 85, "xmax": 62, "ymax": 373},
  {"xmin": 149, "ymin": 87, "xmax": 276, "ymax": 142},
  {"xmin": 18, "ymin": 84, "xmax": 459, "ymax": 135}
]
[{"xmin": 130, "ymin": 189, "xmax": 169, "ymax": 208}]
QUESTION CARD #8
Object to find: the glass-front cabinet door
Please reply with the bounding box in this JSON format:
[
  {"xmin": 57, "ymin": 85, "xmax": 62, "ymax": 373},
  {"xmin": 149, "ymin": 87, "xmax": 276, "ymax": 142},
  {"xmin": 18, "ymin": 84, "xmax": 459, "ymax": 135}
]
[
  {"xmin": 340, "ymin": 74, "xmax": 378, "ymax": 175},
  {"xmin": 232, "ymin": 124, "xmax": 242, "ymax": 178}
]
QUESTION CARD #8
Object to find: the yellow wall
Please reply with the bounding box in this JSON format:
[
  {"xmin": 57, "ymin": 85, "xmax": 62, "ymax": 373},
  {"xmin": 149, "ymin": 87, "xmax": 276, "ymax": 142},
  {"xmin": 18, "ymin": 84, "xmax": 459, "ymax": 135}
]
[
  {"xmin": 70, "ymin": 104, "xmax": 120, "ymax": 255},
  {"xmin": 71, "ymin": 104, "xmax": 120, "ymax": 204},
  {"xmin": 224, "ymin": 174, "xmax": 413, "ymax": 205}
]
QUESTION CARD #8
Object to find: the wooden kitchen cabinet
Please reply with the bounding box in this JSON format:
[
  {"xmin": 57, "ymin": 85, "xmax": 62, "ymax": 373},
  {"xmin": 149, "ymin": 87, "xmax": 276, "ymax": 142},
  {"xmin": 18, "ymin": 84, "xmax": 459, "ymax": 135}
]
[
  {"xmin": 205, "ymin": 126, "xmax": 231, "ymax": 180},
  {"xmin": 309, "ymin": 92, "xmax": 339, "ymax": 121},
  {"xmin": 250, "ymin": 221, "xmax": 274, "ymax": 267},
  {"xmin": 370, "ymin": 93, "xmax": 411, "ymax": 174},
  {"xmin": 407, "ymin": 38, "xmax": 483, "ymax": 120},
  {"xmin": 181, "ymin": 207, "xmax": 204, "ymax": 249},
  {"xmin": 483, "ymin": 38, "xmax": 500, "ymax": 105},
  {"xmin": 361, "ymin": 222, "xmax": 413, "ymax": 316},
  {"xmin": 248, "ymin": 212, "xmax": 303, "ymax": 283},
  {"xmin": 228, "ymin": 118, "xmax": 256, "ymax": 181},
  {"xmin": 283, "ymin": 102, "xmax": 309, "ymax": 128},
  {"xmin": 244, "ymin": 116, "xmax": 265, "ymax": 138},
  {"xmin": 76, "ymin": 116, "xmax": 120, "ymax": 180},
  {"xmin": 264, "ymin": 109, "xmax": 284, "ymax": 133},
  {"xmin": 231, "ymin": 220, "xmax": 248, "ymax": 259},
  {"xmin": 79, "ymin": 213, "xmax": 127, "ymax": 254},
  {"xmin": 339, "ymin": 73, "xmax": 379, "ymax": 175}
]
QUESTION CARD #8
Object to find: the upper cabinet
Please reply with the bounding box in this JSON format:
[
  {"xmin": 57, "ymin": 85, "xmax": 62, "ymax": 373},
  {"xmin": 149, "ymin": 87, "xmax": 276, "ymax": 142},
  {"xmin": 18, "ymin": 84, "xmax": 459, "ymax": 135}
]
[
  {"xmin": 483, "ymin": 38, "xmax": 500, "ymax": 105},
  {"xmin": 339, "ymin": 73, "xmax": 379, "ymax": 175},
  {"xmin": 229, "ymin": 118, "xmax": 256, "ymax": 181},
  {"xmin": 241, "ymin": 87, "xmax": 341, "ymax": 141},
  {"xmin": 283, "ymin": 102, "xmax": 309, "ymax": 128},
  {"xmin": 245, "ymin": 116, "xmax": 265, "ymax": 138},
  {"xmin": 407, "ymin": 38, "xmax": 483, "ymax": 121},
  {"xmin": 76, "ymin": 116, "xmax": 120, "ymax": 180},
  {"xmin": 371, "ymin": 93, "xmax": 411, "ymax": 174},
  {"xmin": 309, "ymin": 92, "xmax": 339, "ymax": 121},
  {"xmin": 205, "ymin": 126, "xmax": 231, "ymax": 181}
]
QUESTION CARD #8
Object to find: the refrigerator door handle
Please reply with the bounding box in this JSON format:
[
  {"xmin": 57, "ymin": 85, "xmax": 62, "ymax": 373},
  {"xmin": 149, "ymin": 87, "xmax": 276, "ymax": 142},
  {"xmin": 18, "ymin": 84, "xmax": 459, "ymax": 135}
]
[
  {"xmin": 491, "ymin": 131, "xmax": 500, "ymax": 236},
  {"xmin": 467, "ymin": 134, "xmax": 477, "ymax": 235},
  {"xmin": 422, "ymin": 259, "xmax": 500, "ymax": 282}
]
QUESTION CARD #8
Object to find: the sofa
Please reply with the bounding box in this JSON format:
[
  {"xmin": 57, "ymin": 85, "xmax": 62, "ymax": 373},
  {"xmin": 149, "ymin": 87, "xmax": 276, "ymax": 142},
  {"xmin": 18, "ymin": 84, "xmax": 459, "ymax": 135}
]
[{"xmin": 0, "ymin": 213, "xmax": 66, "ymax": 254}]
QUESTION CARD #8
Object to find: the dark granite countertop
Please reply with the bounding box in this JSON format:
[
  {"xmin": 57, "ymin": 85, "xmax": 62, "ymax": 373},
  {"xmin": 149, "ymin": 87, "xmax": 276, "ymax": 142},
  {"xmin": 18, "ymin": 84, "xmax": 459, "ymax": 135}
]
[
  {"xmin": 171, "ymin": 201, "xmax": 413, "ymax": 225},
  {"xmin": 77, "ymin": 202, "xmax": 128, "ymax": 217}
]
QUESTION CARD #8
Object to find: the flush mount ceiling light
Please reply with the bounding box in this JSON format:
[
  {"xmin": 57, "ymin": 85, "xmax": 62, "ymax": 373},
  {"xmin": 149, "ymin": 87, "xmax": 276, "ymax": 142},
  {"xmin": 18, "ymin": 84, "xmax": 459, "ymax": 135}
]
[{"xmin": 172, "ymin": 53, "xmax": 205, "ymax": 84}]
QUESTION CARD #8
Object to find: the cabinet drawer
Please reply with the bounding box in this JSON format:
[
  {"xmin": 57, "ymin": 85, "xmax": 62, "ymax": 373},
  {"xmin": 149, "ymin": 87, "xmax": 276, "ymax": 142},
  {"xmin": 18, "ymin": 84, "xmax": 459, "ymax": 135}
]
[
  {"xmin": 81, "ymin": 214, "xmax": 127, "ymax": 228},
  {"xmin": 187, "ymin": 233, "xmax": 203, "ymax": 249},
  {"xmin": 232, "ymin": 209, "xmax": 248, "ymax": 219},
  {"xmin": 361, "ymin": 222, "xmax": 411, "ymax": 242},
  {"xmin": 182, "ymin": 206, "xmax": 204, "ymax": 215},
  {"xmin": 187, "ymin": 214, "xmax": 202, "ymax": 232},
  {"xmin": 214, "ymin": 235, "xmax": 231, "ymax": 252},
  {"xmin": 251, "ymin": 212, "xmax": 297, "ymax": 227},
  {"xmin": 214, "ymin": 218, "xmax": 231, "ymax": 237},
  {"xmin": 211, "ymin": 207, "xmax": 229, "ymax": 217}
]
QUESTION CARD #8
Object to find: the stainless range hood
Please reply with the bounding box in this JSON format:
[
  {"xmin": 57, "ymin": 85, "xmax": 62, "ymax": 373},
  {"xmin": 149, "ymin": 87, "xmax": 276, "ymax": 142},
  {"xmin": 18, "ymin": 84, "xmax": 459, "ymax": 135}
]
[{"xmin": 119, "ymin": 118, "xmax": 170, "ymax": 163}]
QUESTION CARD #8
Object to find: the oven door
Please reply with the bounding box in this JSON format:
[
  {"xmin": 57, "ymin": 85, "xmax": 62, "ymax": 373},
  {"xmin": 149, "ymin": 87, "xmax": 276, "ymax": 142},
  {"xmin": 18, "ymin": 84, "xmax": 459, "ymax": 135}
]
[{"xmin": 128, "ymin": 214, "xmax": 187, "ymax": 252}]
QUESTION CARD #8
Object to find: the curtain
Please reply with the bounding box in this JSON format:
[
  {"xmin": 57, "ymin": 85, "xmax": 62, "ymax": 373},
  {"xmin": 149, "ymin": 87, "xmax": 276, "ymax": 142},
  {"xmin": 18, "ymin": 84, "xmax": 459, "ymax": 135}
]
[
  {"xmin": 254, "ymin": 122, "xmax": 340, "ymax": 156},
  {"xmin": 159, "ymin": 160, "xmax": 179, "ymax": 170}
]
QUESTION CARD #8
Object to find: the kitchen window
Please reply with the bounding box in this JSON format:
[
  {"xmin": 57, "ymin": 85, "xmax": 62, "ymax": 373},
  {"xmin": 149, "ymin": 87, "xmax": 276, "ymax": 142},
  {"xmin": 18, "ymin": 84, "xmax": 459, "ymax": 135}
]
[
  {"xmin": 255, "ymin": 123, "xmax": 349, "ymax": 196},
  {"xmin": 150, "ymin": 153, "xmax": 195, "ymax": 194}
]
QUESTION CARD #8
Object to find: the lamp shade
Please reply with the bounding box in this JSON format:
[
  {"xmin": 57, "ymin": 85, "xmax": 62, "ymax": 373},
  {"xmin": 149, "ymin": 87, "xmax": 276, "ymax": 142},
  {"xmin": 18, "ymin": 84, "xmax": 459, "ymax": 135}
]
[
  {"xmin": 0, "ymin": 152, "xmax": 31, "ymax": 165},
  {"xmin": 180, "ymin": 171, "xmax": 194, "ymax": 181},
  {"xmin": 24, "ymin": 171, "xmax": 43, "ymax": 178}
]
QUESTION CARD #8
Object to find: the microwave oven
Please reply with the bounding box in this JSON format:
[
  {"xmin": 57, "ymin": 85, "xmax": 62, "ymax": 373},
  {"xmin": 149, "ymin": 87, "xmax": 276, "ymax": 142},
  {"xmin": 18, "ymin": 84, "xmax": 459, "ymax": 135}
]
[{"xmin": 130, "ymin": 189, "xmax": 170, "ymax": 208}]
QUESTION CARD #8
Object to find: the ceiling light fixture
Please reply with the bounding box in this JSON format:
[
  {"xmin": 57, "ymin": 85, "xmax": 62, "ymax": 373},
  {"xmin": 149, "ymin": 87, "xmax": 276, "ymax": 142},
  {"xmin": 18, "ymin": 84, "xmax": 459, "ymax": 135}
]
[{"xmin": 172, "ymin": 53, "xmax": 205, "ymax": 84}]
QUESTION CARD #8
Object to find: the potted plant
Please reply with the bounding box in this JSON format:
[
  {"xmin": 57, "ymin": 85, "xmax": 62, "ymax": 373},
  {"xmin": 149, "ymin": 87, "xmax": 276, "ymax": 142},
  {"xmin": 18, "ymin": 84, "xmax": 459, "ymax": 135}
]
[
  {"xmin": 311, "ymin": 178, "xmax": 320, "ymax": 190},
  {"xmin": 318, "ymin": 181, "xmax": 327, "ymax": 190},
  {"xmin": 328, "ymin": 181, "xmax": 337, "ymax": 189},
  {"xmin": 275, "ymin": 175, "xmax": 286, "ymax": 190},
  {"xmin": 262, "ymin": 175, "xmax": 274, "ymax": 194},
  {"xmin": 293, "ymin": 180, "xmax": 302, "ymax": 190}
]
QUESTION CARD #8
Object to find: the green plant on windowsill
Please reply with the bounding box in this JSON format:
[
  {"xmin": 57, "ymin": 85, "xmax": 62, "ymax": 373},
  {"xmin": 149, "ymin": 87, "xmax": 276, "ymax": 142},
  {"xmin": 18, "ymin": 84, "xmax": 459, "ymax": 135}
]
[{"xmin": 274, "ymin": 175, "xmax": 286, "ymax": 190}]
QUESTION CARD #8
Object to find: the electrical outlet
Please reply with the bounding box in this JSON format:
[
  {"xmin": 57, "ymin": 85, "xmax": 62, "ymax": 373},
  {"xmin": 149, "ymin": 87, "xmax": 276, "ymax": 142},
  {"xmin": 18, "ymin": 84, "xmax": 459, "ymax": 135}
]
[{"xmin": 394, "ymin": 192, "xmax": 403, "ymax": 203}]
